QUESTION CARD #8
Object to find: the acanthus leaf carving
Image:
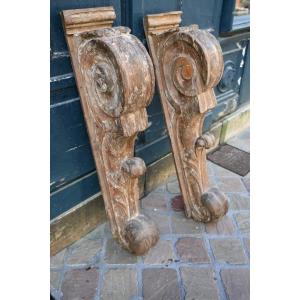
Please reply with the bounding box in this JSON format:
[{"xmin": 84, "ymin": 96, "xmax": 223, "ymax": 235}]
[
  {"xmin": 144, "ymin": 11, "xmax": 229, "ymax": 223},
  {"xmin": 62, "ymin": 7, "xmax": 159, "ymax": 255}
]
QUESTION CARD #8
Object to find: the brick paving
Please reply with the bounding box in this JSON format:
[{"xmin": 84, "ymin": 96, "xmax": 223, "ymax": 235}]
[{"xmin": 50, "ymin": 128, "xmax": 250, "ymax": 300}]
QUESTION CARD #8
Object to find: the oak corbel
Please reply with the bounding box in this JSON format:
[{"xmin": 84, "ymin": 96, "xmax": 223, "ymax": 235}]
[
  {"xmin": 61, "ymin": 7, "xmax": 159, "ymax": 255},
  {"xmin": 144, "ymin": 11, "xmax": 229, "ymax": 223}
]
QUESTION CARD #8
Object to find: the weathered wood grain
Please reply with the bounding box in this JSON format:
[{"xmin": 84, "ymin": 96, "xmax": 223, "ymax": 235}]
[
  {"xmin": 144, "ymin": 11, "xmax": 228, "ymax": 223},
  {"xmin": 61, "ymin": 7, "xmax": 159, "ymax": 255}
]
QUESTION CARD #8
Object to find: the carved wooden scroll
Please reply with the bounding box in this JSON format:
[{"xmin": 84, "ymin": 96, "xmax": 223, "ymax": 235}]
[
  {"xmin": 62, "ymin": 7, "xmax": 159, "ymax": 255},
  {"xmin": 144, "ymin": 11, "xmax": 228, "ymax": 223}
]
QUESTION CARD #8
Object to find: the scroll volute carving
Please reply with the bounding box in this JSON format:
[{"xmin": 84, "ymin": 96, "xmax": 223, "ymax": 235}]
[
  {"xmin": 61, "ymin": 7, "xmax": 159, "ymax": 255},
  {"xmin": 144, "ymin": 11, "xmax": 229, "ymax": 223}
]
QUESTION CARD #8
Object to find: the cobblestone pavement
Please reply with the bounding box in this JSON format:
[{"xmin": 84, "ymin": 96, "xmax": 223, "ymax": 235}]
[{"xmin": 51, "ymin": 128, "xmax": 250, "ymax": 300}]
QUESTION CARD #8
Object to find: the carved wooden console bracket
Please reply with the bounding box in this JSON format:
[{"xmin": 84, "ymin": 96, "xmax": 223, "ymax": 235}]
[
  {"xmin": 62, "ymin": 7, "xmax": 159, "ymax": 255},
  {"xmin": 144, "ymin": 11, "xmax": 228, "ymax": 223}
]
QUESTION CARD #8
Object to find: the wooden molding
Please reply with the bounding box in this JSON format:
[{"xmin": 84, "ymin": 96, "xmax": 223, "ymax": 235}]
[
  {"xmin": 144, "ymin": 11, "xmax": 228, "ymax": 223},
  {"xmin": 62, "ymin": 7, "xmax": 159, "ymax": 255},
  {"xmin": 144, "ymin": 11, "xmax": 182, "ymax": 34},
  {"xmin": 62, "ymin": 7, "xmax": 116, "ymax": 34}
]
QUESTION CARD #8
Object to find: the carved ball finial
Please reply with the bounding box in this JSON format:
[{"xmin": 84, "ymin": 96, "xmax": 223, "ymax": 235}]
[
  {"xmin": 122, "ymin": 157, "xmax": 146, "ymax": 178},
  {"xmin": 201, "ymin": 187, "xmax": 228, "ymax": 221},
  {"xmin": 196, "ymin": 133, "xmax": 215, "ymax": 150},
  {"xmin": 123, "ymin": 214, "xmax": 159, "ymax": 255}
]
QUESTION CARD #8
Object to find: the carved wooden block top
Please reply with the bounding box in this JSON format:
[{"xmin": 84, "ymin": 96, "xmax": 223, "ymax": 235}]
[
  {"xmin": 62, "ymin": 6, "xmax": 116, "ymax": 34},
  {"xmin": 144, "ymin": 11, "xmax": 182, "ymax": 34}
]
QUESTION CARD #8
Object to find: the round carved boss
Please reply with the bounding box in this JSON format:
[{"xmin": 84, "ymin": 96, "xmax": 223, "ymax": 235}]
[
  {"xmin": 217, "ymin": 61, "xmax": 236, "ymax": 93},
  {"xmin": 79, "ymin": 32, "xmax": 155, "ymax": 118},
  {"xmin": 159, "ymin": 29, "xmax": 223, "ymax": 109}
]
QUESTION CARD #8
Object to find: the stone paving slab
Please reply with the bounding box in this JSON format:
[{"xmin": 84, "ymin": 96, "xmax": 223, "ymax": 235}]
[
  {"xmin": 143, "ymin": 268, "xmax": 181, "ymax": 300},
  {"xmin": 227, "ymin": 193, "xmax": 250, "ymax": 210},
  {"xmin": 104, "ymin": 239, "xmax": 138, "ymax": 265},
  {"xmin": 210, "ymin": 238, "xmax": 248, "ymax": 265},
  {"xmin": 234, "ymin": 211, "xmax": 250, "ymax": 235},
  {"xmin": 220, "ymin": 268, "xmax": 250, "ymax": 300},
  {"xmin": 61, "ymin": 268, "xmax": 99, "ymax": 300},
  {"xmin": 101, "ymin": 269, "xmax": 137, "ymax": 300},
  {"xmin": 171, "ymin": 211, "xmax": 206, "ymax": 235},
  {"xmin": 175, "ymin": 237, "xmax": 210, "ymax": 263},
  {"xmin": 65, "ymin": 239, "xmax": 102, "ymax": 266},
  {"xmin": 205, "ymin": 215, "xmax": 236, "ymax": 235},
  {"xmin": 181, "ymin": 267, "xmax": 220, "ymax": 300},
  {"xmin": 50, "ymin": 128, "xmax": 250, "ymax": 300},
  {"xmin": 143, "ymin": 239, "xmax": 174, "ymax": 265}
]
